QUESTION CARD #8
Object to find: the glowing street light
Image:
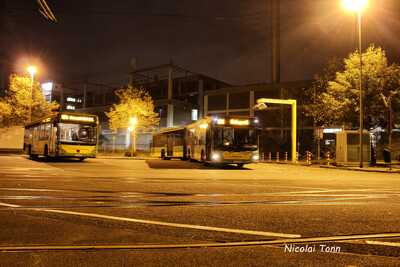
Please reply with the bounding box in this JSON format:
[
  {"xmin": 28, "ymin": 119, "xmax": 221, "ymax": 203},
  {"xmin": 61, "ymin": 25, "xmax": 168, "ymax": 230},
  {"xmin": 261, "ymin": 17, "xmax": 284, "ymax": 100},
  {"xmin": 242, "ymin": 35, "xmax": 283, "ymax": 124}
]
[
  {"xmin": 342, "ymin": 0, "xmax": 368, "ymax": 12},
  {"xmin": 341, "ymin": 0, "xmax": 368, "ymax": 168},
  {"xmin": 129, "ymin": 117, "xmax": 138, "ymax": 156},
  {"xmin": 27, "ymin": 65, "xmax": 37, "ymax": 77},
  {"xmin": 26, "ymin": 65, "xmax": 37, "ymax": 123},
  {"xmin": 129, "ymin": 117, "xmax": 138, "ymax": 126}
]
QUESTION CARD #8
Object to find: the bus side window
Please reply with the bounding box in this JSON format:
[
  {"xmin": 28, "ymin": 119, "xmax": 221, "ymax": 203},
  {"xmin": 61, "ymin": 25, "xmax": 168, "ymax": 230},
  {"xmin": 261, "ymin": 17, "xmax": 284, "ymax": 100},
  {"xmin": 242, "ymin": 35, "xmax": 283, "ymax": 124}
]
[
  {"xmin": 39, "ymin": 125, "xmax": 44, "ymax": 140},
  {"xmin": 45, "ymin": 124, "xmax": 51, "ymax": 139},
  {"xmin": 34, "ymin": 126, "xmax": 39, "ymax": 141}
]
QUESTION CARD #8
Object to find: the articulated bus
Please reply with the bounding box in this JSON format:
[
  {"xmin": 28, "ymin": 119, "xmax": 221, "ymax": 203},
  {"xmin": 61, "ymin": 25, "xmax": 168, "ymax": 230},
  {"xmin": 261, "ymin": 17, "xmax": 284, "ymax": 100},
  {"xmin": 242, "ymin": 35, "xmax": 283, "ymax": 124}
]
[
  {"xmin": 24, "ymin": 112, "xmax": 99, "ymax": 160},
  {"xmin": 151, "ymin": 116, "xmax": 259, "ymax": 167}
]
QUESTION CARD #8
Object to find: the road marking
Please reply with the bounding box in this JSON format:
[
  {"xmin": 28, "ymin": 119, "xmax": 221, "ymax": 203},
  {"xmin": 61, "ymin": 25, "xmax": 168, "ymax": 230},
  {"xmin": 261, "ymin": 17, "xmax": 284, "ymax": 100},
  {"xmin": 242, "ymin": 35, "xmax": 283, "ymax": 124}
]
[
  {"xmin": 0, "ymin": 202, "xmax": 20, "ymax": 208},
  {"xmin": 0, "ymin": 202, "xmax": 300, "ymax": 238},
  {"xmin": 365, "ymin": 240, "xmax": 400, "ymax": 247},
  {"xmin": 1, "ymin": 233, "xmax": 400, "ymax": 251}
]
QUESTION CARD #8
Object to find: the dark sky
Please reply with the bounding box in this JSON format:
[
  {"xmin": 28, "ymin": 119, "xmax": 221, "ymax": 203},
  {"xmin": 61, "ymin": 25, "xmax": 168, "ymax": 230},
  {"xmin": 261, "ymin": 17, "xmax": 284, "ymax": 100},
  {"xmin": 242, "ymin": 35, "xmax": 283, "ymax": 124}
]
[{"xmin": 3, "ymin": 0, "xmax": 400, "ymax": 86}]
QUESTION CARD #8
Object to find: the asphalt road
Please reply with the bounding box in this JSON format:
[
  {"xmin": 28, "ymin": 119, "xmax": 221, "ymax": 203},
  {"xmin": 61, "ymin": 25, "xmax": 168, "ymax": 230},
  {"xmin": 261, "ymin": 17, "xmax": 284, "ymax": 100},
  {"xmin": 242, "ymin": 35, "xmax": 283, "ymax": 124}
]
[{"xmin": 0, "ymin": 155, "xmax": 399, "ymax": 267}]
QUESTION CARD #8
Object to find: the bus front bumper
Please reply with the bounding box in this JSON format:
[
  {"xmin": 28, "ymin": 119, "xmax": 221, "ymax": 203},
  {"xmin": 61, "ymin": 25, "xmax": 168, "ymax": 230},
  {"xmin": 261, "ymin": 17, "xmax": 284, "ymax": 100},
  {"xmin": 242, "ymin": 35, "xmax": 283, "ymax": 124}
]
[
  {"xmin": 209, "ymin": 151, "xmax": 259, "ymax": 164},
  {"xmin": 58, "ymin": 144, "xmax": 97, "ymax": 158}
]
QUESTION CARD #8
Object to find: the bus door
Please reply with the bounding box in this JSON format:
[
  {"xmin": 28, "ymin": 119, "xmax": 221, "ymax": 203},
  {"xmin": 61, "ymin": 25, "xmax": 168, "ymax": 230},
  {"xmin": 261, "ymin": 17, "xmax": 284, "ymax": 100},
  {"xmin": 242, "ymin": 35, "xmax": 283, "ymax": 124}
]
[
  {"xmin": 167, "ymin": 134, "xmax": 174, "ymax": 157},
  {"xmin": 206, "ymin": 127, "xmax": 212, "ymax": 160},
  {"xmin": 49, "ymin": 124, "xmax": 57, "ymax": 154}
]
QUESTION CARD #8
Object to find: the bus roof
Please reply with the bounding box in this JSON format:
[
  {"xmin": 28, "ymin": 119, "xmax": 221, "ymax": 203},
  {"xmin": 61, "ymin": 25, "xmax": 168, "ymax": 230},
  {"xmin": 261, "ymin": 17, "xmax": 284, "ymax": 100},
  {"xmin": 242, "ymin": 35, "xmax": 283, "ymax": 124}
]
[
  {"xmin": 155, "ymin": 127, "xmax": 186, "ymax": 135},
  {"xmin": 25, "ymin": 112, "xmax": 98, "ymax": 128}
]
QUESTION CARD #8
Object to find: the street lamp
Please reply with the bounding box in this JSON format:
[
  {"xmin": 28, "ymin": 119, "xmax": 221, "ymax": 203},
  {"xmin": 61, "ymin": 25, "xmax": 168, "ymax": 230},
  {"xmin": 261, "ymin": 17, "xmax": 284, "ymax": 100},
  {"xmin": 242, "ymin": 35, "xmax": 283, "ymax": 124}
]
[
  {"xmin": 129, "ymin": 117, "xmax": 138, "ymax": 157},
  {"xmin": 27, "ymin": 65, "xmax": 37, "ymax": 123},
  {"xmin": 342, "ymin": 0, "xmax": 368, "ymax": 168}
]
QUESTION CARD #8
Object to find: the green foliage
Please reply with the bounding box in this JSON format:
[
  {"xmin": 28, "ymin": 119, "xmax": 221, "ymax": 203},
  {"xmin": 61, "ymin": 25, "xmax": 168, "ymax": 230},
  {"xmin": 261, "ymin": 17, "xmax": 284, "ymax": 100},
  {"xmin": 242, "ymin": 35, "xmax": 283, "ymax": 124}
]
[
  {"xmin": 0, "ymin": 74, "xmax": 59, "ymax": 126},
  {"xmin": 304, "ymin": 45, "xmax": 400, "ymax": 128},
  {"xmin": 106, "ymin": 86, "xmax": 159, "ymax": 131},
  {"xmin": 303, "ymin": 58, "xmax": 343, "ymax": 126}
]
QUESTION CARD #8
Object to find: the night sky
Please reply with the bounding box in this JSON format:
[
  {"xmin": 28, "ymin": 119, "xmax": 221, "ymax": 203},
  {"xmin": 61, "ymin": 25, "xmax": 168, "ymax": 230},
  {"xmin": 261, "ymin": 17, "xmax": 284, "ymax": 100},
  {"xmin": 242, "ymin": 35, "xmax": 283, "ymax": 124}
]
[{"xmin": 3, "ymin": 0, "xmax": 400, "ymax": 86}]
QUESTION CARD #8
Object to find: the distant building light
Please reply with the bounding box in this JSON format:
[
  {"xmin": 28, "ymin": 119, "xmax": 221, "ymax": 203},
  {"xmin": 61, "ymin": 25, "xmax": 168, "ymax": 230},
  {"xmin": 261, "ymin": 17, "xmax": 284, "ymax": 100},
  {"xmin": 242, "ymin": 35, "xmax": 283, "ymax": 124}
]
[
  {"xmin": 41, "ymin": 82, "xmax": 53, "ymax": 102},
  {"xmin": 323, "ymin": 128, "xmax": 343, "ymax": 134},
  {"xmin": 191, "ymin": 109, "xmax": 198, "ymax": 121},
  {"xmin": 66, "ymin": 105, "xmax": 75, "ymax": 110},
  {"xmin": 67, "ymin": 97, "xmax": 76, "ymax": 103},
  {"xmin": 41, "ymin": 82, "xmax": 53, "ymax": 93},
  {"xmin": 77, "ymin": 98, "xmax": 82, "ymax": 103}
]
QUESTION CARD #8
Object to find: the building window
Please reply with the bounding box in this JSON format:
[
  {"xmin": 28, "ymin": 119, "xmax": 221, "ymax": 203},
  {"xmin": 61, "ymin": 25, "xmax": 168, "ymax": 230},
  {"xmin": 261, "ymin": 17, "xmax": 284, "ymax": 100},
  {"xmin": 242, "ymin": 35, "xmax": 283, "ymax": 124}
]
[{"xmin": 191, "ymin": 109, "xmax": 198, "ymax": 121}]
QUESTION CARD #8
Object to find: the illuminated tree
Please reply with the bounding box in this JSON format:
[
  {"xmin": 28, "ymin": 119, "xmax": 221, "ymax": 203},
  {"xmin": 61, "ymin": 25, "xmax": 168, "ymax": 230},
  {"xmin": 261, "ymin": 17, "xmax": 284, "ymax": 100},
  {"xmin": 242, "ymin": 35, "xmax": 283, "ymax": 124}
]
[
  {"xmin": 106, "ymin": 86, "xmax": 159, "ymax": 131},
  {"xmin": 304, "ymin": 45, "xmax": 400, "ymax": 129},
  {"xmin": 0, "ymin": 74, "xmax": 59, "ymax": 126}
]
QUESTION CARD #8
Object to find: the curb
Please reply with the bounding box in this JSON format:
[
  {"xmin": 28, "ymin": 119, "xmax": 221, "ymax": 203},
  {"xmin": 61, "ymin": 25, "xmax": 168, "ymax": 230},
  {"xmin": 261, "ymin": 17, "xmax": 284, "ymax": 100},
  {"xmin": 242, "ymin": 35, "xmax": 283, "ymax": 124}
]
[
  {"xmin": 259, "ymin": 161, "xmax": 400, "ymax": 174},
  {"xmin": 319, "ymin": 165, "xmax": 400, "ymax": 173}
]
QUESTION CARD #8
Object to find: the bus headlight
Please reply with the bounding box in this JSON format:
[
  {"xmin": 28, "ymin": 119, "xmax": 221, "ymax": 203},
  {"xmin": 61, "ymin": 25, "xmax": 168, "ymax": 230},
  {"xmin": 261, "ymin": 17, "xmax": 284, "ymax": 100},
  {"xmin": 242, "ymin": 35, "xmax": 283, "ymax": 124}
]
[
  {"xmin": 211, "ymin": 152, "xmax": 221, "ymax": 161},
  {"xmin": 252, "ymin": 154, "xmax": 259, "ymax": 161}
]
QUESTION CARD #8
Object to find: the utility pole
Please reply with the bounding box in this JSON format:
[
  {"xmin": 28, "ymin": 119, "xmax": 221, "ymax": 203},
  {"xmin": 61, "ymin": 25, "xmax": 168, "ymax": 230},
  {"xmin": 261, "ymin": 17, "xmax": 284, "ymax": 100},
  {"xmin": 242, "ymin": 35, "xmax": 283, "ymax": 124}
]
[
  {"xmin": 167, "ymin": 63, "xmax": 174, "ymax": 128},
  {"xmin": 0, "ymin": 0, "xmax": 7, "ymax": 93},
  {"xmin": 270, "ymin": 0, "xmax": 284, "ymax": 140},
  {"xmin": 271, "ymin": 0, "xmax": 280, "ymax": 84}
]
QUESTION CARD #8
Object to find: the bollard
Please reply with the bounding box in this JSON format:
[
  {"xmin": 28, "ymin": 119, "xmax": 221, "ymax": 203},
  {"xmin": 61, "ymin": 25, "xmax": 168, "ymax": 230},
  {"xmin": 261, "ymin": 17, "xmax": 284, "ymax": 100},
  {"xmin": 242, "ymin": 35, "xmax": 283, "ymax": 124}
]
[
  {"xmin": 285, "ymin": 152, "xmax": 288, "ymax": 162},
  {"xmin": 276, "ymin": 152, "xmax": 280, "ymax": 162},
  {"xmin": 327, "ymin": 152, "xmax": 331, "ymax": 166},
  {"xmin": 307, "ymin": 151, "xmax": 312, "ymax": 165},
  {"xmin": 268, "ymin": 152, "xmax": 272, "ymax": 162}
]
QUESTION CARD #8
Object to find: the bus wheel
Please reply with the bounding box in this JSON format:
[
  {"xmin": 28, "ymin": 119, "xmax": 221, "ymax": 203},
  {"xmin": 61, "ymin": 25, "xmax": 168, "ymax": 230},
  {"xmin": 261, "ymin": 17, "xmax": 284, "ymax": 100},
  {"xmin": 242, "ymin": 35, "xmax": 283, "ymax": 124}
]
[
  {"xmin": 182, "ymin": 148, "xmax": 189, "ymax": 161},
  {"xmin": 44, "ymin": 145, "xmax": 49, "ymax": 159},
  {"xmin": 28, "ymin": 145, "xmax": 37, "ymax": 159},
  {"xmin": 237, "ymin": 163, "xmax": 245, "ymax": 168},
  {"xmin": 187, "ymin": 149, "xmax": 193, "ymax": 161},
  {"xmin": 161, "ymin": 149, "xmax": 166, "ymax": 160},
  {"xmin": 201, "ymin": 150, "xmax": 206, "ymax": 162}
]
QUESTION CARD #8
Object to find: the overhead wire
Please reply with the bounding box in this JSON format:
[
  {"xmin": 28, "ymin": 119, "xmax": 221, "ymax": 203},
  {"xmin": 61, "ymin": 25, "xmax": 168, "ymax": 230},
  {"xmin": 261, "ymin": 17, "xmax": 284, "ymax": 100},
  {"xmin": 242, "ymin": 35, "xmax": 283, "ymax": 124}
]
[{"xmin": 36, "ymin": 0, "xmax": 57, "ymax": 22}]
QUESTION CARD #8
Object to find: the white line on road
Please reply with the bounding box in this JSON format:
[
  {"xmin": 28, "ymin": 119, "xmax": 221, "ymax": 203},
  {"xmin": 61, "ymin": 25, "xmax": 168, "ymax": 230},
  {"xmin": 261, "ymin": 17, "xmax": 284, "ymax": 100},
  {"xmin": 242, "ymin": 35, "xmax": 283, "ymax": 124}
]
[
  {"xmin": 0, "ymin": 202, "xmax": 300, "ymax": 238},
  {"xmin": 365, "ymin": 240, "xmax": 400, "ymax": 247},
  {"xmin": 0, "ymin": 202, "xmax": 20, "ymax": 208},
  {"xmin": 1, "ymin": 233, "xmax": 400, "ymax": 252}
]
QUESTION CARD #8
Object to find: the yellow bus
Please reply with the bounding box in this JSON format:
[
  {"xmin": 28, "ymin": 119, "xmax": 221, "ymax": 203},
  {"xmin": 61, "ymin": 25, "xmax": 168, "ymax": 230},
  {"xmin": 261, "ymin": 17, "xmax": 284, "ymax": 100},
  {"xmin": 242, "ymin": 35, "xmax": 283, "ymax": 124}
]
[
  {"xmin": 24, "ymin": 112, "xmax": 99, "ymax": 160},
  {"xmin": 152, "ymin": 116, "xmax": 259, "ymax": 167}
]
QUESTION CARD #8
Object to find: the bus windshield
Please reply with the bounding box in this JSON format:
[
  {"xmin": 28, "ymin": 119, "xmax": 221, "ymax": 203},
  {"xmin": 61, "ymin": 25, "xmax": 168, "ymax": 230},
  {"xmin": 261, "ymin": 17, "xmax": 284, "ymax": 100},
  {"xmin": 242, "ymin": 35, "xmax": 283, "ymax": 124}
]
[
  {"xmin": 213, "ymin": 127, "xmax": 257, "ymax": 151},
  {"xmin": 59, "ymin": 123, "xmax": 97, "ymax": 144}
]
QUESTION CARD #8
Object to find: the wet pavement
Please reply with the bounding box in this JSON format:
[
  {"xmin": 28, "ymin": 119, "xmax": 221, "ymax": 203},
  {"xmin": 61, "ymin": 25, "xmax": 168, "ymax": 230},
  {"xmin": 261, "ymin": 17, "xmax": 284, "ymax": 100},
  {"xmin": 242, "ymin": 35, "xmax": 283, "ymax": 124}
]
[{"xmin": 0, "ymin": 155, "xmax": 399, "ymax": 266}]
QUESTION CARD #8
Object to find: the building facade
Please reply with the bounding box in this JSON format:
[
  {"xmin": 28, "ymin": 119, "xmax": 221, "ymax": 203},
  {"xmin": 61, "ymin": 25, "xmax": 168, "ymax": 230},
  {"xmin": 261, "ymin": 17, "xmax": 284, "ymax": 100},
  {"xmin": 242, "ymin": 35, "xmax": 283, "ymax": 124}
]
[{"xmin": 63, "ymin": 63, "xmax": 315, "ymax": 156}]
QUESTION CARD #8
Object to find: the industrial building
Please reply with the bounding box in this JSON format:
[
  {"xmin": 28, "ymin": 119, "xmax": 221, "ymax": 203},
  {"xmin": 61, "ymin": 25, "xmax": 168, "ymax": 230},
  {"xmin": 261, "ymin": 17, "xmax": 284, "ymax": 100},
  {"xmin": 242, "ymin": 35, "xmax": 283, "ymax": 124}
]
[{"xmin": 52, "ymin": 62, "xmax": 313, "ymax": 156}]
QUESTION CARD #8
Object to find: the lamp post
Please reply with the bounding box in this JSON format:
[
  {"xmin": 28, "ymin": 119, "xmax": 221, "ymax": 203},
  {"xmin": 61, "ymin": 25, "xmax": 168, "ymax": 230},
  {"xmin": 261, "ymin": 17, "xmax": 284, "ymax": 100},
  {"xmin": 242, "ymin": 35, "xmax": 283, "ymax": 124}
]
[
  {"xmin": 129, "ymin": 117, "xmax": 138, "ymax": 157},
  {"xmin": 342, "ymin": 0, "xmax": 368, "ymax": 168},
  {"xmin": 26, "ymin": 66, "xmax": 37, "ymax": 123}
]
